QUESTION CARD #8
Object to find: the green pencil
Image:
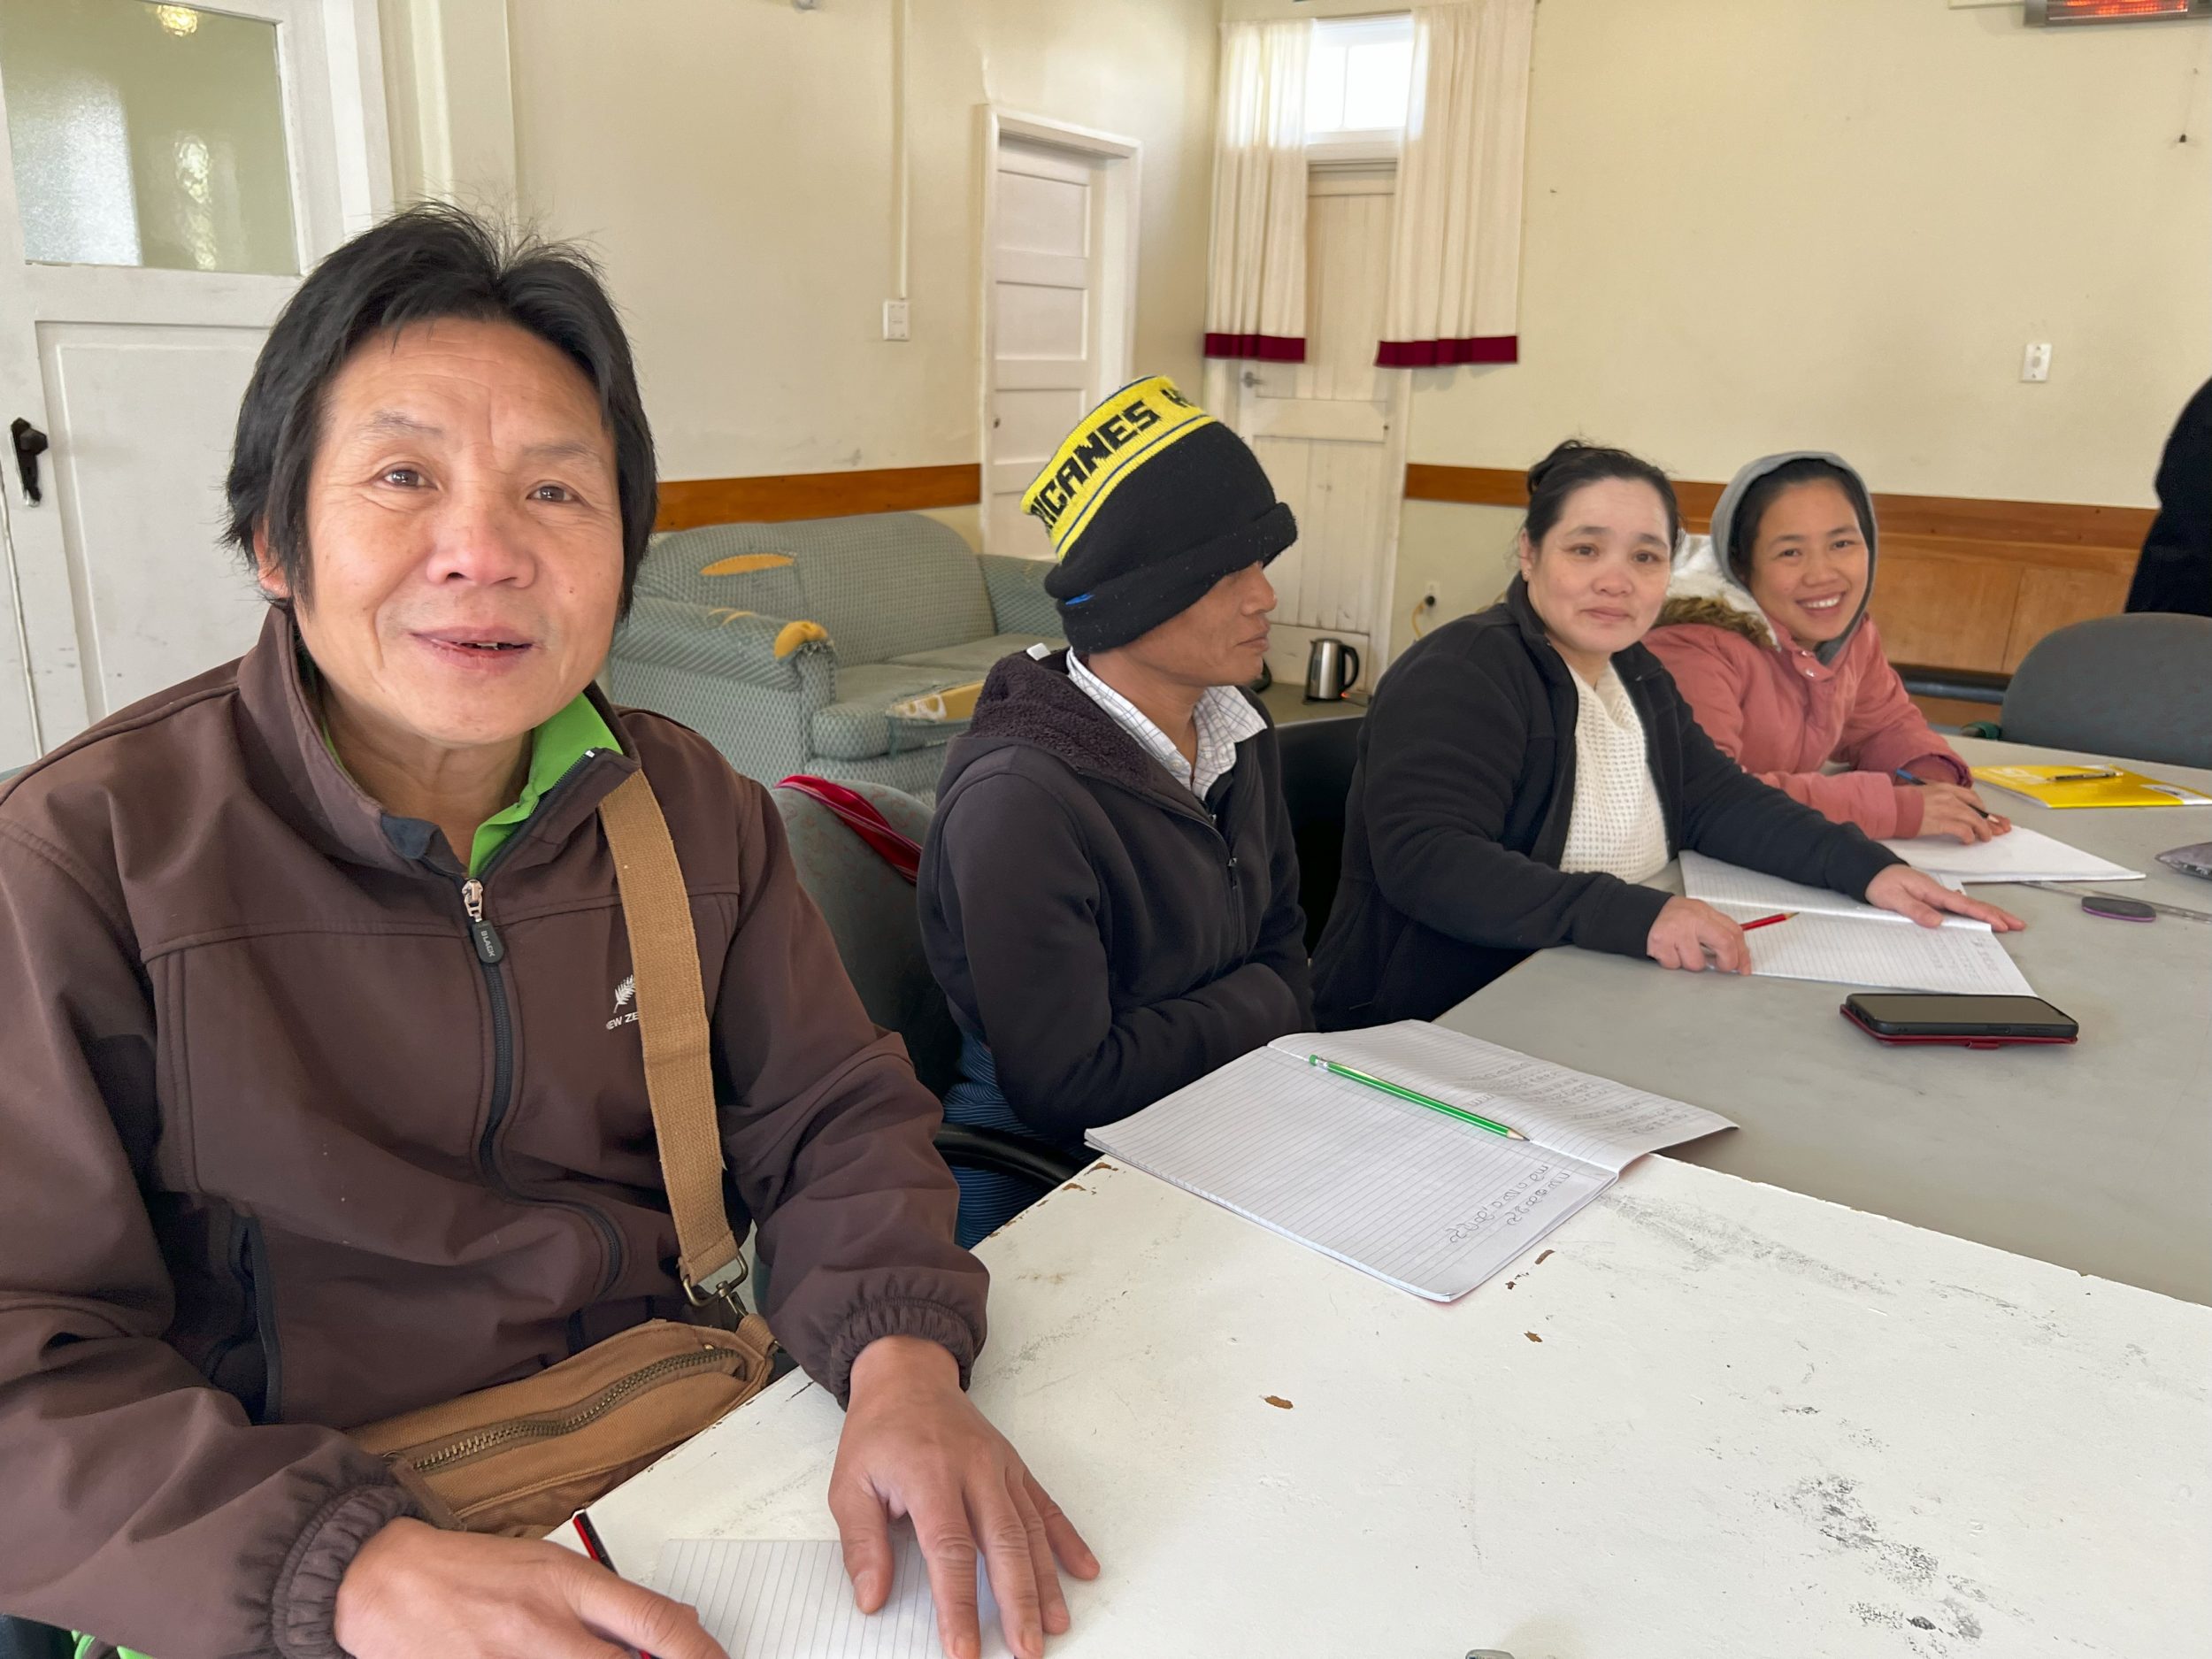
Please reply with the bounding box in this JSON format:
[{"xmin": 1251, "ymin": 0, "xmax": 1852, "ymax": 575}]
[{"xmin": 1307, "ymin": 1054, "xmax": 1527, "ymax": 1141}]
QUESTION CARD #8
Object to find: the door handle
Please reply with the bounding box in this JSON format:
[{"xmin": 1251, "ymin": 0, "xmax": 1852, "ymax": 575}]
[{"xmin": 10, "ymin": 419, "xmax": 47, "ymax": 506}]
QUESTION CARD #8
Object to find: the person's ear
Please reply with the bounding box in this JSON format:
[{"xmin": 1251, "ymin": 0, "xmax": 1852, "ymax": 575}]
[
  {"xmin": 251, "ymin": 524, "xmax": 294, "ymax": 604},
  {"xmin": 1515, "ymin": 530, "xmax": 1537, "ymax": 582}
]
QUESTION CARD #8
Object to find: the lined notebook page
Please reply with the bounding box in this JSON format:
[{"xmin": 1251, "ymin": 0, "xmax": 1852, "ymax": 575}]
[
  {"xmin": 1277, "ymin": 1022, "xmax": 1734, "ymax": 1172},
  {"xmin": 655, "ymin": 1533, "xmax": 1004, "ymax": 1658},
  {"xmin": 1680, "ymin": 850, "xmax": 1969, "ymax": 923},
  {"xmin": 1717, "ymin": 906, "xmax": 2034, "ymax": 995},
  {"xmin": 1881, "ymin": 823, "xmax": 2142, "ymax": 883},
  {"xmin": 1088, "ymin": 1047, "xmax": 1609, "ymax": 1302}
]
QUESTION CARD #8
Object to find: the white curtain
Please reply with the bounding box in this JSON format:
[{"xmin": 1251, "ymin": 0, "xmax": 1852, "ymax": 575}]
[
  {"xmin": 1377, "ymin": 0, "xmax": 1535, "ymax": 366},
  {"xmin": 1203, "ymin": 19, "xmax": 1310, "ymax": 363}
]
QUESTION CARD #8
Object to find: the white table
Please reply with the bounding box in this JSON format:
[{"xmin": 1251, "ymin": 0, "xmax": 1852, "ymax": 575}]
[
  {"xmin": 591, "ymin": 1159, "xmax": 2209, "ymax": 1657},
  {"xmin": 1446, "ymin": 738, "xmax": 2212, "ymax": 1304}
]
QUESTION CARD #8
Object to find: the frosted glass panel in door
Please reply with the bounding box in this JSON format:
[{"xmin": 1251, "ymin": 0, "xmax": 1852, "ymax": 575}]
[{"xmin": 0, "ymin": 0, "xmax": 297, "ymax": 273}]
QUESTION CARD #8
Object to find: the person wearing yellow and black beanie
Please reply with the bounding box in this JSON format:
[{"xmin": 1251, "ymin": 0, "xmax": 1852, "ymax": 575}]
[
  {"xmin": 920, "ymin": 377, "xmax": 1310, "ymax": 1246},
  {"xmin": 1035, "ymin": 375, "xmax": 1299, "ymax": 650}
]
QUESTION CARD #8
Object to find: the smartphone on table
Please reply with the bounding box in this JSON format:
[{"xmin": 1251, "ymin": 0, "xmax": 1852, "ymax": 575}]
[{"xmin": 1841, "ymin": 994, "xmax": 2078, "ymax": 1047}]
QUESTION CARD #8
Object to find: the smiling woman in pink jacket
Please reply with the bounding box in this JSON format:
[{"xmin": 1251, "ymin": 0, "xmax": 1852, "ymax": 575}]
[{"xmin": 1646, "ymin": 451, "xmax": 2008, "ymax": 845}]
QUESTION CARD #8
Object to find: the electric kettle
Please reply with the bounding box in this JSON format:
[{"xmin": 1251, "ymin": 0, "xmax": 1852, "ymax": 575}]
[{"xmin": 1303, "ymin": 637, "xmax": 1361, "ymax": 701}]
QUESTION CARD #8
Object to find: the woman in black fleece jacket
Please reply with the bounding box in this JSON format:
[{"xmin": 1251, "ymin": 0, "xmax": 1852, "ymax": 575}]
[{"xmin": 1312, "ymin": 442, "xmax": 2021, "ymax": 1029}]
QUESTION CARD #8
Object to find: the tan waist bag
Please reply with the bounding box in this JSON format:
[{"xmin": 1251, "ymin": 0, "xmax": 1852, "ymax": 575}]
[{"xmin": 351, "ymin": 771, "xmax": 778, "ymax": 1536}]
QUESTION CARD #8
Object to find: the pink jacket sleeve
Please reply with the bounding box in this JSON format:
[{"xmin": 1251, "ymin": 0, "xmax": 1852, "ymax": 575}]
[
  {"xmin": 1646, "ymin": 623, "xmax": 1924, "ymax": 840},
  {"xmin": 1832, "ymin": 618, "xmax": 1972, "ymax": 794}
]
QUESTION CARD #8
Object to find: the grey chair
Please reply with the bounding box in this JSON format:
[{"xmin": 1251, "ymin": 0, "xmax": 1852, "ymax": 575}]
[
  {"xmin": 767, "ymin": 778, "xmax": 1081, "ymax": 1196},
  {"xmin": 1997, "ymin": 614, "xmax": 2212, "ymax": 769}
]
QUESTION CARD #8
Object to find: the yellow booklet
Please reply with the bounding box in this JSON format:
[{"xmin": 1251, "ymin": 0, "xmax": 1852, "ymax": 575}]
[{"xmin": 1972, "ymin": 764, "xmax": 2212, "ymax": 810}]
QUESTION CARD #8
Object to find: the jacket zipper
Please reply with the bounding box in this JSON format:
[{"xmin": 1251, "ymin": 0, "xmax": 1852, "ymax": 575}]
[
  {"xmin": 400, "ymin": 1345, "xmax": 731, "ymax": 1473},
  {"xmin": 456, "ymin": 749, "xmax": 627, "ymax": 1300}
]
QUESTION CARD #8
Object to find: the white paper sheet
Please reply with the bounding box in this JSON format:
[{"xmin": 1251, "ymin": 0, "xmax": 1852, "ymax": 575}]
[
  {"xmin": 1879, "ymin": 823, "xmax": 2142, "ymax": 884},
  {"xmin": 1087, "ymin": 1025, "xmax": 1732, "ymax": 1302},
  {"xmin": 1717, "ymin": 906, "xmax": 2036, "ymax": 995},
  {"xmin": 655, "ymin": 1533, "xmax": 1005, "ymax": 1658}
]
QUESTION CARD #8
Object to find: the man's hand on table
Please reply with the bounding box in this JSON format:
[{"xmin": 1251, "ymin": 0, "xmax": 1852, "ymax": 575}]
[
  {"xmin": 334, "ymin": 1516, "xmax": 729, "ymax": 1659},
  {"xmin": 829, "ymin": 1334, "xmax": 1098, "ymax": 1659}
]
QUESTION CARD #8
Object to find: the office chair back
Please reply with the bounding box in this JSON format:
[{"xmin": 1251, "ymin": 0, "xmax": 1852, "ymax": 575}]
[
  {"xmin": 1274, "ymin": 712, "xmax": 1363, "ymax": 949},
  {"xmin": 769, "ymin": 778, "xmax": 961, "ymax": 1094},
  {"xmin": 2001, "ymin": 614, "xmax": 2212, "ymax": 770}
]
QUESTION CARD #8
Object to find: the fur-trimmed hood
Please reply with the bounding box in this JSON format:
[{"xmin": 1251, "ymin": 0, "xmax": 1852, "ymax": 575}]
[
  {"xmin": 1656, "ymin": 534, "xmax": 1777, "ymax": 647},
  {"xmin": 1659, "ymin": 451, "xmax": 1878, "ymax": 666}
]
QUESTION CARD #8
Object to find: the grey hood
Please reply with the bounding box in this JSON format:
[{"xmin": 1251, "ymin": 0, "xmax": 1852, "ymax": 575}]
[{"xmin": 1701, "ymin": 449, "xmax": 1878, "ymax": 667}]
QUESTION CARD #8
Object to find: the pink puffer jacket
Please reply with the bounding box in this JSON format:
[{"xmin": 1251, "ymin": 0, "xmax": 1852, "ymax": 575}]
[{"xmin": 1646, "ymin": 597, "xmax": 1969, "ymax": 841}]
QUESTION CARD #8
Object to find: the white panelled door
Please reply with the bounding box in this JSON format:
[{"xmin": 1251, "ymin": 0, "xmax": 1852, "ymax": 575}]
[
  {"xmin": 1231, "ymin": 169, "xmax": 1408, "ymax": 689},
  {"xmin": 980, "ymin": 116, "xmax": 1138, "ymax": 562},
  {"xmin": 0, "ymin": 0, "xmax": 387, "ymax": 771},
  {"xmin": 984, "ymin": 138, "xmax": 1105, "ymax": 560}
]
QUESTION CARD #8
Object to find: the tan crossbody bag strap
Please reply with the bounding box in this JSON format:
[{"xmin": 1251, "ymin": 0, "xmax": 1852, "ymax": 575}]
[{"xmin": 597, "ymin": 768, "xmax": 746, "ymax": 1308}]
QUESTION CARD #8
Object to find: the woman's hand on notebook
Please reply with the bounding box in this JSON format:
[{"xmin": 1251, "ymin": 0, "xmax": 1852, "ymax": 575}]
[
  {"xmin": 1916, "ymin": 782, "xmax": 2011, "ymax": 844},
  {"xmin": 1647, "ymin": 896, "xmax": 1750, "ymax": 974},
  {"xmin": 831, "ymin": 1335, "xmax": 1098, "ymax": 1659},
  {"xmin": 334, "ymin": 1517, "xmax": 730, "ymax": 1659},
  {"xmin": 1865, "ymin": 866, "xmax": 2025, "ymax": 932}
]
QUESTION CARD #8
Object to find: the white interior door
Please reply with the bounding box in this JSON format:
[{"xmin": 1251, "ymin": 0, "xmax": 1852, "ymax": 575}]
[
  {"xmin": 0, "ymin": 0, "xmax": 387, "ymax": 770},
  {"xmin": 1233, "ymin": 169, "xmax": 1409, "ymax": 690},
  {"xmin": 980, "ymin": 116, "xmax": 1137, "ymax": 560}
]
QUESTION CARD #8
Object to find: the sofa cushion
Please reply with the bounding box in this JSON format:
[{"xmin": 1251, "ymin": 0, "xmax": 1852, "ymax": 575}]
[
  {"xmin": 885, "ymin": 632, "xmax": 1059, "ymax": 675},
  {"xmin": 810, "ymin": 664, "xmax": 972, "ymax": 761},
  {"xmin": 634, "ymin": 525, "xmax": 809, "ymax": 618},
  {"xmin": 638, "ymin": 514, "xmax": 994, "ymax": 667}
]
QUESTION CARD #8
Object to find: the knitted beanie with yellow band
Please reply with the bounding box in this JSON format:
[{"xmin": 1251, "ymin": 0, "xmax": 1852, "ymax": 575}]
[{"xmin": 1027, "ymin": 375, "xmax": 1297, "ymax": 652}]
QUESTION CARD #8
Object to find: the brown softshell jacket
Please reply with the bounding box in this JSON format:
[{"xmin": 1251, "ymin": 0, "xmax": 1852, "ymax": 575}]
[{"xmin": 0, "ymin": 611, "xmax": 985, "ymax": 1657}]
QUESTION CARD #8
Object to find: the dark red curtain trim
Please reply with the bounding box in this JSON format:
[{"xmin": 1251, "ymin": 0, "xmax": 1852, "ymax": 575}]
[
  {"xmin": 1203, "ymin": 332, "xmax": 1308, "ymax": 362},
  {"xmin": 1375, "ymin": 335, "xmax": 1520, "ymax": 367}
]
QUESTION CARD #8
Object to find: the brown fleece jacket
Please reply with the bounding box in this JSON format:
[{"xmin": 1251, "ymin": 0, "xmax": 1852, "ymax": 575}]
[{"xmin": 0, "ymin": 611, "xmax": 983, "ymax": 1658}]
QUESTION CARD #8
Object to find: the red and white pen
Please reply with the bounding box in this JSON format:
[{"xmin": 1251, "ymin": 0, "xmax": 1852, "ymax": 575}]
[{"xmin": 572, "ymin": 1510, "xmax": 657, "ymax": 1659}]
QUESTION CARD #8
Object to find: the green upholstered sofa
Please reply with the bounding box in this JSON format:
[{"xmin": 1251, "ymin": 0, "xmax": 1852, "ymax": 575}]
[{"xmin": 606, "ymin": 511, "xmax": 1062, "ymax": 792}]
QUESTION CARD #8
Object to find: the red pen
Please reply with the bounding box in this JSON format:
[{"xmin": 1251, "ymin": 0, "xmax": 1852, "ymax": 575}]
[
  {"xmin": 572, "ymin": 1511, "xmax": 657, "ymax": 1659},
  {"xmin": 1740, "ymin": 911, "xmax": 1794, "ymax": 933}
]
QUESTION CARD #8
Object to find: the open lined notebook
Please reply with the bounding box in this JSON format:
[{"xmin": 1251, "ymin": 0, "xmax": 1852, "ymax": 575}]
[
  {"xmin": 1087, "ymin": 1022, "xmax": 1734, "ymax": 1302},
  {"xmin": 655, "ymin": 1533, "xmax": 1004, "ymax": 1658},
  {"xmin": 1679, "ymin": 850, "xmax": 2035, "ymax": 996}
]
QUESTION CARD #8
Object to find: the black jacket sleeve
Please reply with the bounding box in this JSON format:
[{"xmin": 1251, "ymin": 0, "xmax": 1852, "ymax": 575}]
[
  {"xmin": 1361, "ymin": 643, "xmax": 1671, "ymax": 963},
  {"xmin": 933, "ymin": 770, "xmax": 1305, "ymax": 1140},
  {"xmin": 1665, "ymin": 675, "xmax": 1903, "ymax": 897}
]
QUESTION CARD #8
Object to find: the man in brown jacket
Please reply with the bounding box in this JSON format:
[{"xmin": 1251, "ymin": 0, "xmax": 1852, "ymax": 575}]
[{"xmin": 0, "ymin": 205, "xmax": 1091, "ymax": 1659}]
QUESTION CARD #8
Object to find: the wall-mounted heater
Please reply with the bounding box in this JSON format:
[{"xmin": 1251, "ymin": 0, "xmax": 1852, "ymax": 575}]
[{"xmin": 2025, "ymin": 0, "xmax": 2209, "ymax": 24}]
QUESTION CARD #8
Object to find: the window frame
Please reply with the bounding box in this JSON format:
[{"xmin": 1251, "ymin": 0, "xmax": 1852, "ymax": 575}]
[{"xmin": 1303, "ymin": 12, "xmax": 1413, "ymax": 163}]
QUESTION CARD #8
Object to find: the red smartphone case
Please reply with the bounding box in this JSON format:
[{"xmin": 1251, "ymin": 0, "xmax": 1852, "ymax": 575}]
[{"xmin": 1839, "ymin": 1003, "xmax": 2078, "ymax": 1049}]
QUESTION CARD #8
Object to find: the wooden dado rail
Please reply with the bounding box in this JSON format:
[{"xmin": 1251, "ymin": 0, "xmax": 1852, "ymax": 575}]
[
  {"xmin": 656, "ymin": 462, "xmax": 2154, "ymax": 679},
  {"xmin": 1407, "ymin": 465, "xmax": 2155, "ymax": 678}
]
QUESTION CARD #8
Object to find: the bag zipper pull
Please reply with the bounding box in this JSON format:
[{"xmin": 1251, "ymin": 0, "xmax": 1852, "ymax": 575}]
[{"xmin": 460, "ymin": 878, "xmax": 505, "ymax": 964}]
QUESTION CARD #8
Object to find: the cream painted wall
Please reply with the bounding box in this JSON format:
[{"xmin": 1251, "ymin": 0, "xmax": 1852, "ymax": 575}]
[
  {"xmin": 1391, "ymin": 0, "xmax": 2210, "ymax": 651},
  {"xmin": 1413, "ymin": 0, "xmax": 2208, "ymax": 502},
  {"xmin": 492, "ymin": 0, "xmax": 1218, "ymax": 484}
]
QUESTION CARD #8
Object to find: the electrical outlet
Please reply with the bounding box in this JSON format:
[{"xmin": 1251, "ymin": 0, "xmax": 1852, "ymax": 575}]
[
  {"xmin": 882, "ymin": 299, "xmax": 910, "ymax": 342},
  {"xmin": 2021, "ymin": 342, "xmax": 2052, "ymax": 383}
]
